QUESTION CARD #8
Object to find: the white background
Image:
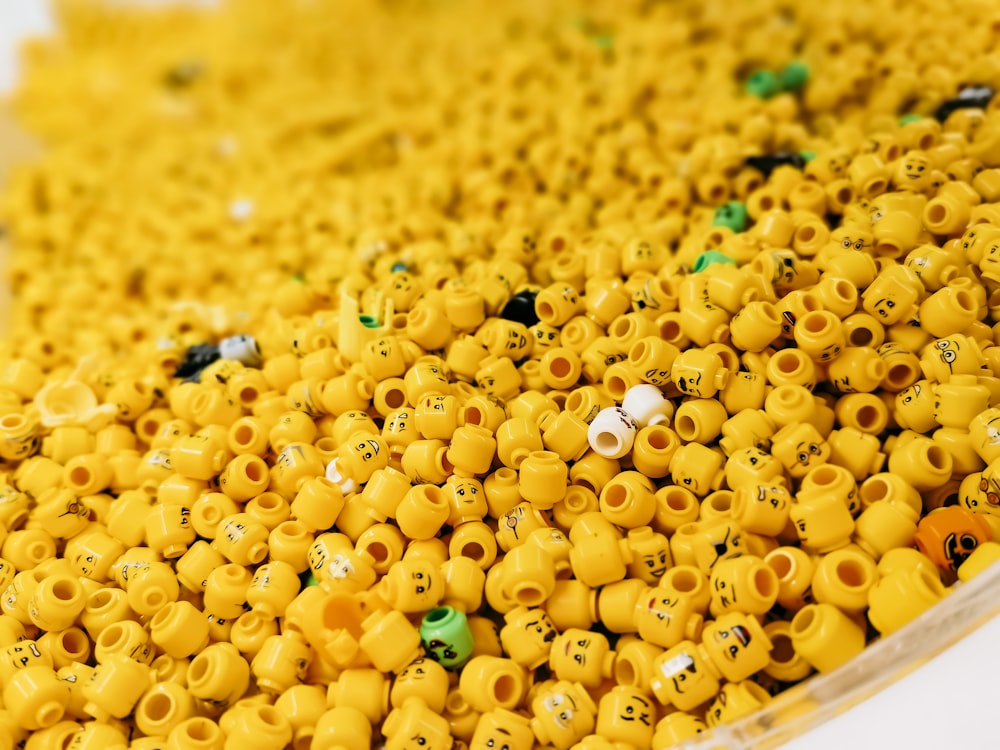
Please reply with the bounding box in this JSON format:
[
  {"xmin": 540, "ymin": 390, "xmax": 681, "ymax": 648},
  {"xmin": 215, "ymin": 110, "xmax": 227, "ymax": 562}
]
[{"xmin": 1, "ymin": 1, "xmax": 999, "ymax": 748}]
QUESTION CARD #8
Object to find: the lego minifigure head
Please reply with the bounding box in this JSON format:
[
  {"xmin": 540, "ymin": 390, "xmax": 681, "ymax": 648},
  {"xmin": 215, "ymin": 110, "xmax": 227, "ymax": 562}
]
[
  {"xmin": 668, "ymin": 443, "xmax": 725, "ymax": 496},
  {"xmin": 596, "ymin": 686, "xmax": 657, "ymax": 747},
  {"xmin": 382, "ymin": 271, "xmax": 423, "ymax": 312},
  {"xmin": 724, "ymin": 448, "xmax": 785, "ymax": 490},
  {"xmin": 549, "ymin": 629, "xmax": 614, "ymax": 687},
  {"xmin": 920, "ymin": 335, "xmax": 984, "ymax": 382},
  {"xmin": 671, "ymin": 350, "xmax": 729, "ymax": 398},
  {"xmin": 769, "ymin": 422, "xmax": 830, "ymax": 478},
  {"xmin": 789, "ymin": 493, "xmax": 854, "ymax": 552},
  {"xmin": 445, "ymin": 475, "xmax": 487, "ymax": 525},
  {"xmin": 915, "ymin": 506, "xmax": 993, "ymax": 572},
  {"xmin": 470, "ymin": 708, "xmax": 535, "ymax": 750},
  {"xmin": 621, "ymin": 238, "xmax": 667, "ymax": 276},
  {"xmin": 530, "ymin": 681, "xmax": 598, "ymax": 749},
  {"xmin": 862, "ymin": 272, "xmax": 918, "ymax": 324},
  {"xmin": 383, "ymin": 408, "xmax": 417, "ymax": 448},
  {"xmin": 414, "ymin": 393, "xmax": 462, "ymax": 440},
  {"xmin": 68, "ymin": 532, "xmax": 123, "ymax": 581},
  {"xmin": 893, "ymin": 151, "xmax": 933, "ymax": 192},
  {"xmin": 481, "ymin": 319, "xmax": 532, "ymax": 360},
  {"xmin": 0, "ymin": 414, "xmax": 38, "ymax": 461},
  {"xmin": 704, "ymin": 681, "xmax": 771, "ymax": 728},
  {"xmin": 805, "ymin": 149, "xmax": 850, "ymax": 183},
  {"xmin": 634, "ymin": 588, "xmax": 700, "ymax": 649},
  {"xmin": 308, "ymin": 537, "xmax": 376, "ymax": 592},
  {"xmin": 495, "ymin": 502, "xmax": 548, "ymax": 552},
  {"xmin": 392, "ymin": 657, "xmax": 450, "ymax": 710},
  {"xmin": 688, "ymin": 519, "xmax": 748, "ymax": 573},
  {"xmin": 970, "ymin": 408, "xmax": 1000, "ymax": 464},
  {"xmin": 529, "ymin": 322, "xmax": 561, "ymax": 355},
  {"xmin": 360, "ymin": 337, "xmax": 403, "ymax": 381},
  {"xmin": 381, "ymin": 559, "xmax": 444, "ymax": 613},
  {"xmin": 708, "ymin": 557, "xmax": 779, "ymax": 618},
  {"xmin": 731, "ymin": 483, "xmax": 792, "ymax": 536},
  {"xmin": 271, "ymin": 442, "xmax": 325, "ymax": 497},
  {"xmin": 978, "ymin": 232, "xmax": 1000, "ymax": 282},
  {"xmin": 649, "ymin": 643, "xmax": 720, "ymax": 711},
  {"xmin": 500, "ymin": 606, "xmax": 558, "ymax": 669},
  {"xmin": 701, "ymin": 613, "xmax": 772, "ymax": 683},
  {"xmin": 830, "ymin": 225, "xmax": 874, "ymax": 254},
  {"xmin": 337, "ymin": 432, "xmax": 389, "ymax": 484},
  {"xmin": 626, "ymin": 528, "xmax": 671, "ymax": 585}
]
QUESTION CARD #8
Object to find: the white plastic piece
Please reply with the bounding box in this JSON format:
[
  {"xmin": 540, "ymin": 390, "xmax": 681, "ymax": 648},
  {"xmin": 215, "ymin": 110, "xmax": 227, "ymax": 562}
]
[
  {"xmin": 325, "ymin": 457, "xmax": 359, "ymax": 495},
  {"xmin": 587, "ymin": 406, "xmax": 639, "ymax": 459},
  {"xmin": 622, "ymin": 384, "xmax": 675, "ymax": 427}
]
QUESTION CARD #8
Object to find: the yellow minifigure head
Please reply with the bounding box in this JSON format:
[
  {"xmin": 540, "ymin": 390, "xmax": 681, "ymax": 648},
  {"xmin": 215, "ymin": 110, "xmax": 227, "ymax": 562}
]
[
  {"xmin": 893, "ymin": 151, "xmax": 933, "ymax": 192},
  {"xmin": 549, "ymin": 628, "xmax": 615, "ymax": 687},
  {"xmin": 649, "ymin": 643, "xmax": 720, "ymax": 711}
]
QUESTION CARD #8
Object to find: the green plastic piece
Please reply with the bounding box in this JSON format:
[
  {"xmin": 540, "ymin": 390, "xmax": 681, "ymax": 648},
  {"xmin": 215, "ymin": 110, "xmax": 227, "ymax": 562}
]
[
  {"xmin": 420, "ymin": 606, "xmax": 475, "ymax": 669},
  {"xmin": 692, "ymin": 250, "xmax": 737, "ymax": 273},
  {"xmin": 799, "ymin": 150, "xmax": 817, "ymax": 163},
  {"xmin": 593, "ymin": 34, "xmax": 614, "ymax": 51},
  {"xmin": 304, "ymin": 571, "xmax": 319, "ymax": 588},
  {"xmin": 358, "ymin": 314, "xmax": 380, "ymax": 329},
  {"xmin": 899, "ymin": 113, "xmax": 924, "ymax": 126},
  {"xmin": 711, "ymin": 201, "xmax": 748, "ymax": 233},
  {"xmin": 746, "ymin": 70, "xmax": 781, "ymax": 99},
  {"xmin": 779, "ymin": 61, "xmax": 810, "ymax": 91}
]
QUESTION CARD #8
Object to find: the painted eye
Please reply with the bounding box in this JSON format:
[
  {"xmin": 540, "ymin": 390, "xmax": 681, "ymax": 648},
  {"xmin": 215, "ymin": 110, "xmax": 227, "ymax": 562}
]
[{"xmin": 942, "ymin": 349, "xmax": 957, "ymax": 363}]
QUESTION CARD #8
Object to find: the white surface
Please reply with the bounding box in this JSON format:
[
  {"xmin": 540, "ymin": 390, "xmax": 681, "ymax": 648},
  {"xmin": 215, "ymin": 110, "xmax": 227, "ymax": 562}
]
[
  {"xmin": 1, "ymin": 3, "xmax": 999, "ymax": 748},
  {"xmin": 781, "ymin": 615, "xmax": 1000, "ymax": 750},
  {"xmin": 0, "ymin": 0, "xmax": 54, "ymax": 95}
]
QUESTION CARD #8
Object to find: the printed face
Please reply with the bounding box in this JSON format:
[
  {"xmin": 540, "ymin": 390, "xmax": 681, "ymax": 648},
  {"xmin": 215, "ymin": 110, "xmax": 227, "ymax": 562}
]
[
  {"xmin": 341, "ymin": 436, "xmax": 387, "ymax": 479},
  {"xmin": 981, "ymin": 236, "xmax": 1000, "ymax": 274},
  {"xmin": 449, "ymin": 476, "xmax": 482, "ymax": 505},
  {"xmin": 74, "ymin": 553, "xmax": 96, "ymax": 577},
  {"xmin": 288, "ymin": 381, "xmax": 322, "ymax": 416},
  {"xmin": 542, "ymin": 690, "xmax": 580, "ymax": 730},
  {"xmin": 529, "ymin": 323, "xmax": 560, "ymax": 353},
  {"xmin": 496, "ymin": 321, "xmax": 531, "ymax": 359},
  {"xmin": 671, "ymin": 365, "xmax": 703, "ymax": 397},
  {"xmin": 756, "ymin": 484, "xmax": 789, "ymax": 512},
  {"xmin": 793, "ymin": 439, "xmax": 826, "ymax": 471},
  {"xmin": 658, "ymin": 648, "xmax": 711, "ymax": 698},
  {"xmin": 895, "ymin": 152, "xmax": 932, "ymax": 191},
  {"xmin": 616, "ymin": 692, "xmax": 653, "ymax": 727},
  {"xmin": 524, "ymin": 612, "xmax": 557, "ymax": 646},
  {"xmin": 551, "ymin": 630, "xmax": 609, "ymax": 684},
  {"xmin": 638, "ymin": 593, "xmax": 685, "ymax": 643},
  {"xmin": 934, "ymin": 337, "xmax": 960, "ymax": 372},
  {"xmin": 383, "ymin": 408, "xmax": 415, "ymax": 444},
  {"xmin": 396, "ymin": 658, "xmax": 429, "ymax": 682},
  {"xmin": 701, "ymin": 522, "xmax": 745, "ymax": 569},
  {"xmin": 0, "ymin": 418, "xmax": 37, "ymax": 460},
  {"xmin": 713, "ymin": 622, "xmax": 752, "ymax": 662},
  {"xmin": 641, "ymin": 549, "xmax": 670, "ymax": 581},
  {"xmin": 499, "ymin": 504, "xmax": 527, "ymax": 542},
  {"xmin": 832, "ymin": 228, "xmax": 873, "ymax": 253}
]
